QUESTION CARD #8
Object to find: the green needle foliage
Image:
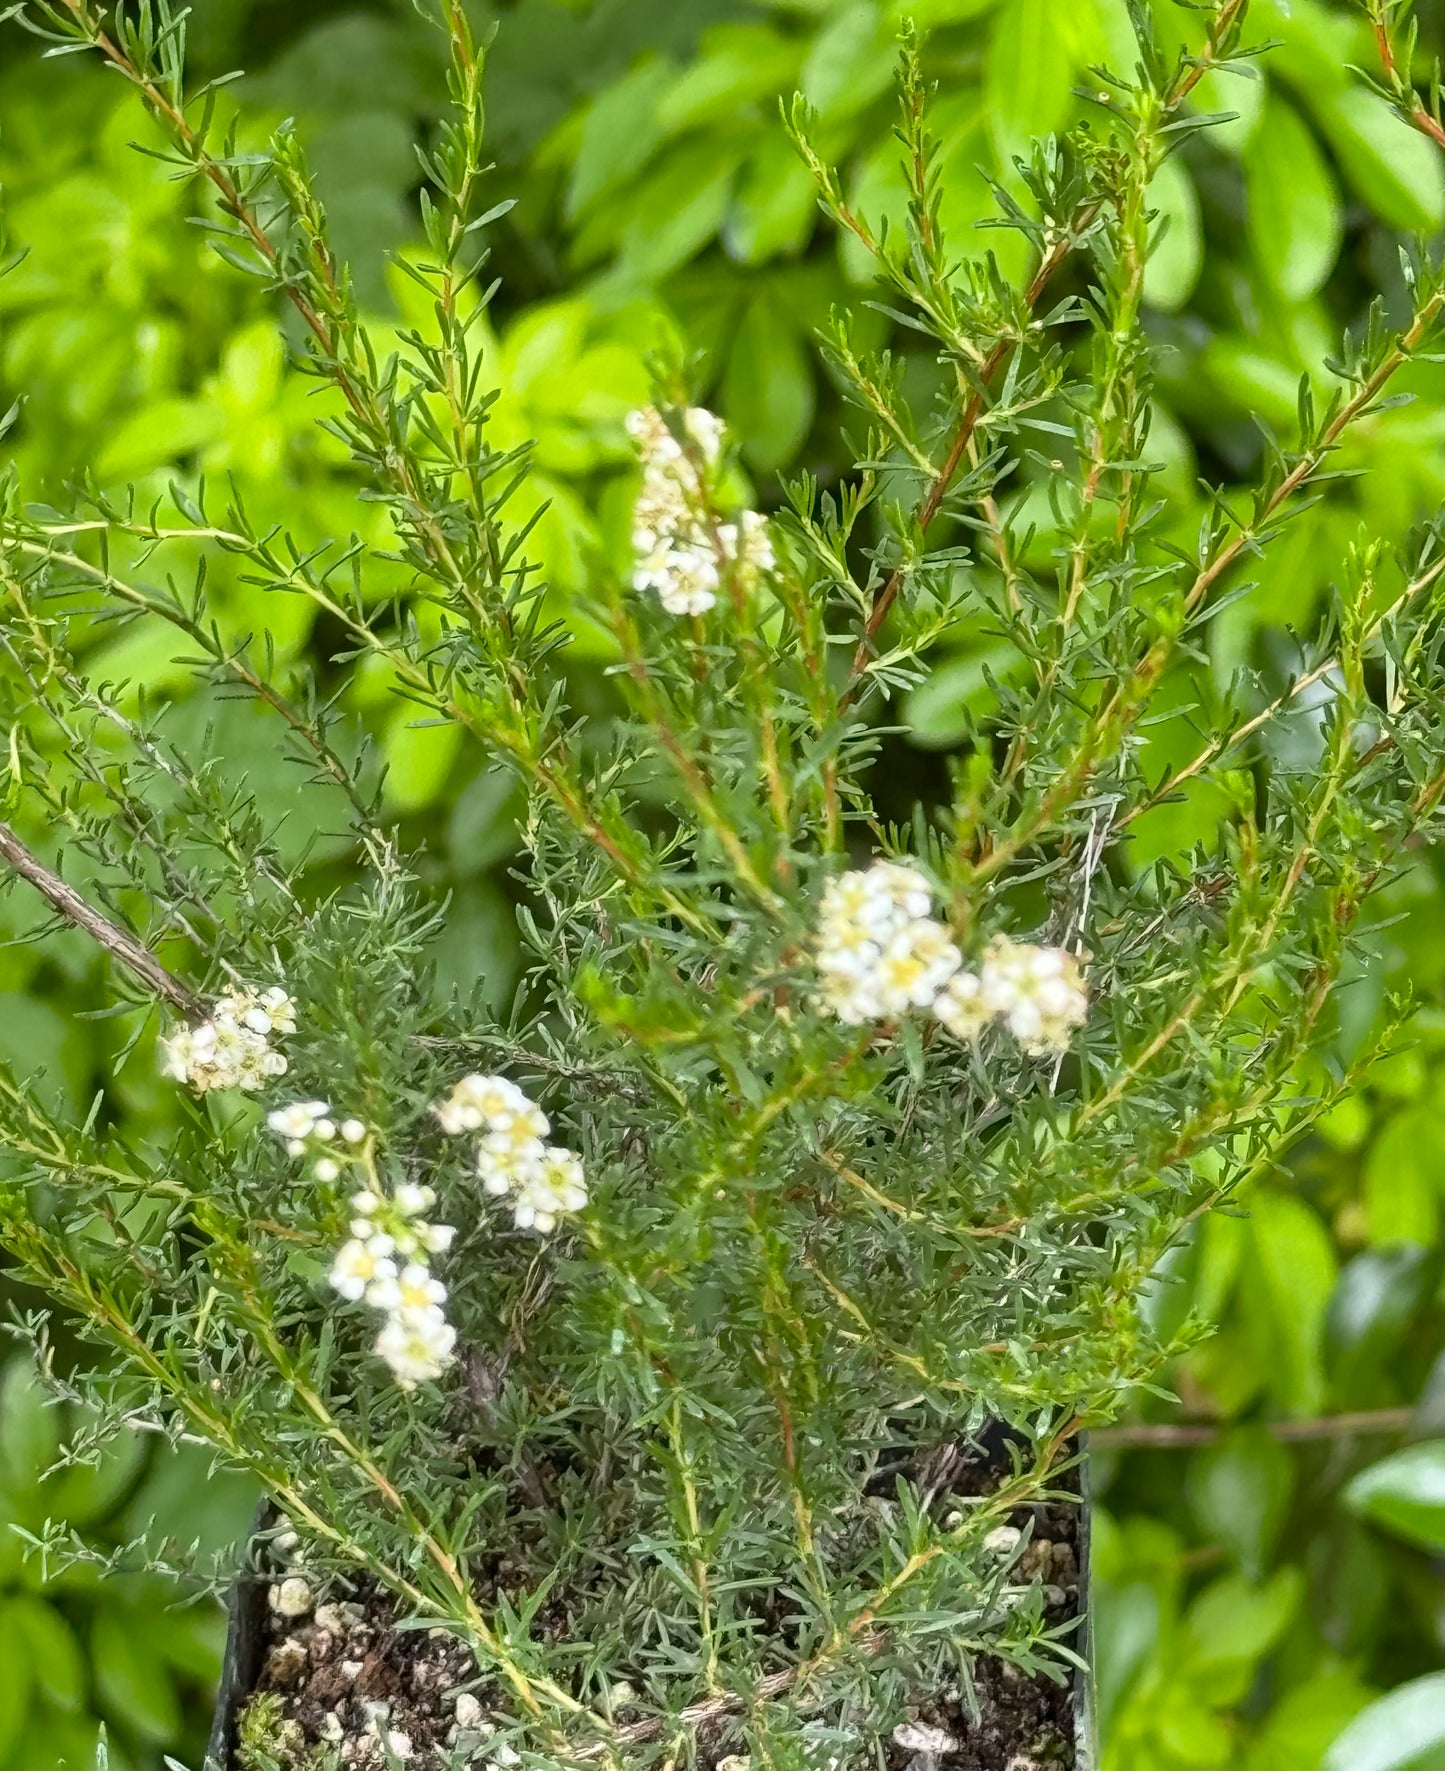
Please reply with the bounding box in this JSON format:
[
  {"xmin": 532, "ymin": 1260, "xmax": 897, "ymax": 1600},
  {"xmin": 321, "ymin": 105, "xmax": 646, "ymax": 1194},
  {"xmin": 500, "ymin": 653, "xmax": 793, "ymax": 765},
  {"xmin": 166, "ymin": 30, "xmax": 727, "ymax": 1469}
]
[{"xmin": 2, "ymin": 1, "xmax": 1445, "ymax": 1765}]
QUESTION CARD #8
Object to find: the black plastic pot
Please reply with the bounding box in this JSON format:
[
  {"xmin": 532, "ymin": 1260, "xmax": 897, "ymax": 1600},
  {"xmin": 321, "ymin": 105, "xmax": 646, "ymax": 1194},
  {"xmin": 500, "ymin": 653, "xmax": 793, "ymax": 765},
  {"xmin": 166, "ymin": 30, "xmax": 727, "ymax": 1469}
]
[
  {"xmin": 207, "ymin": 1551, "xmax": 270, "ymax": 1771},
  {"xmin": 1072, "ymin": 1442, "xmax": 1098, "ymax": 1770},
  {"xmin": 207, "ymin": 1464, "xmax": 1097, "ymax": 1770}
]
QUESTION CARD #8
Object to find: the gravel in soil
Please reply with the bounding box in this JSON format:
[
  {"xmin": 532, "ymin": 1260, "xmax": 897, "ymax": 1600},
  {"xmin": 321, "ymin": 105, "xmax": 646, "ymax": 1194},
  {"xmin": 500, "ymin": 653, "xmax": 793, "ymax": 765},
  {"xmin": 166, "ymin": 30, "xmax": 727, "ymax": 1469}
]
[{"xmin": 239, "ymin": 1430, "xmax": 1084, "ymax": 1771}]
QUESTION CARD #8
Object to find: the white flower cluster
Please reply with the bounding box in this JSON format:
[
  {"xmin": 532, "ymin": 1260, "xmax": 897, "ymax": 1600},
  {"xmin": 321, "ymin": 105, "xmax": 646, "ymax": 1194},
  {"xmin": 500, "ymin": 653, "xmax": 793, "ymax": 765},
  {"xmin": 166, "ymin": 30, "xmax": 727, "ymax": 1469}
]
[
  {"xmin": 937, "ymin": 936, "xmax": 1089, "ymax": 1056},
  {"xmin": 333, "ymin": 1178, "xmax": 457, "ymax": 1388},
  {"xmin": 627, "ymin": 405, "xmax": 774, "ymax": 616},
  {"xmin": 161, "ymin": 985, "xmax": 295, "ymax": 1093},
  {"xmin": 815, "ymin": 863, "xmax": 961, "ymax": 1025},
  {"xmin": 814, "ymin": 862, "xmax": 1088, "ymax": 1056},
  {"xmin": 433, "ymin": 1074, "xmax": 589, "ymax": 1235},
  {"xmin": 266, "ymin": 1097, "xmax": 366, "ymax": 1182},
  {"xmin": 270, "ymin": 1100, "xmax": 456, "ymax": 1388}
]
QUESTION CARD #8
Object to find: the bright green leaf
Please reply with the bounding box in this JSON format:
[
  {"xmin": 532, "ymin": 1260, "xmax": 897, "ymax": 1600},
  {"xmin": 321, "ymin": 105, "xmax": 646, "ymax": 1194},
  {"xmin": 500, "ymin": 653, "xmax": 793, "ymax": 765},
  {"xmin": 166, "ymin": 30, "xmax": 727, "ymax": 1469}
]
[
  {"xmin": 1186, "ymin": 1567, "xmax": 1303, "ymax": 1669},
  {"xmin": 0, "ymin": 1359, "xmax": 61, "ymax": 1497},
  {"xmin": 1313, "ymin": 86, "xmax": 1445, "ymax": 234},
  {"xmin": 1242, "ymin": 1190, "xmax": 1337, "ymax": 1417},
  {"xmin": 1144, "ymin": 156, "xmax": 1203, "ymax": 313},
  {"xmin": 611, "ymin": 140, "xmax": 742, "ymax": 283},
  {"xmin": 1363, "ymin": 1111, "xmax": 1441, "ymax": 1250},
  {"xmin": 987, "ymin": 0, "xmax": 1082, "ymax": 166},
  {"xmin": 800, "ymin": 3, "xmax": 892, "ymax": 121},
  {"xmin": 1325, "ymin": 1673, "xmax": 1445, "ymax": 1771},
  {"xmin": 1343, "ymin": 1440, "xmax": 1445, "ymax": 1552},
  {"xmin": 566, "ymin": 61, "xmax": 674, "ymax": 221},
  {"xmin": 1246, "ymin": 92, "xmax": 1342, "ymax": 301}
]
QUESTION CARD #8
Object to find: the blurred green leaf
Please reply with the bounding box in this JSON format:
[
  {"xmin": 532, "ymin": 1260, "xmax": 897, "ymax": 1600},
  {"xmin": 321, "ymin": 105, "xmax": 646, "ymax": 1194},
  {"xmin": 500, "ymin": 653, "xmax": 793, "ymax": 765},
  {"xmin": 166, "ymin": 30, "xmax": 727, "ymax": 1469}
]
[
  {"xmin": 566, "ymin": 59, "xmax": 673, "ymax": 221},
  {"xmin": 0, "ymin": 1601, "xmax": 35, "ymax": 1764},
  {"xmin": 659, "ymin": 25, "xmax": 800, "ymax": 132},
  {"xmin": 1186, "ymin": 1566, "xmax": 1303, "ymax": 1669},
  {"xmin": 800, "ymin": 2, "xmax": 892, "ymax": 121},
  {"xmin": 381, "ymin": 712, "xmax": 467, "ymax": 819},
  {"xmin": 724, "ymin": 297, "xmax": 814, "ymax": 470},
  {"xmin": 0, "ymin": 1360, "xmax": 61, "ymax": 1497},
  {"xmin": 1093, "ymin": 1578, "xmax": 1160, "ymax": 1736},
  {"xmin": 609, "ymin": 139, "xmax": 742, "ymax": 283},
  {"xmin": 1343, "ymin": 1441, "xmax": 1445, "ymax": 1551},
  {"xmin": 1246, "ymin": 91, "xmax": 1342, "ymax": 301},
  {"xmin": 1309, "ymin": 1520, "xmax": 1390, "ymax": 1658},
  {"xmin": 1245, "ymin": 1665, "xmax": 1378, "ymax": 1771},
  {"xmin": 1241, "ymin": 1191, "xmax": 1337, "ymax": 1417},
  {"xmin": 1325, "ymin": 1673, "xmax": 1445, "ymax": 1771},
  {"xmin": 1144, "ymin": 157, "xmax": 1203, "ymax": 314},
  {"xmin": 143, "ymin": 1603, "xmax": 227, "ymax": 1680},
  {"xmin": 987, "ymin": 0, "xmax": 1079, "ymax": 165},
  {"xmin": 1186, "ymin": 1427, "xmax": 1295, "ymax": 1579},
  {"xmin": 8, "ymin": 1595, "xmax": 85, "ymax": 1714},
  {"xmin": 727, "ymin": 134, "xmax": 818, "ymax": 263},
  {"xmin": 1312, "ymin": 87, "xmax": 1445, "ymax": 235},
  {"xmin": 1363, "ymin": 1111, "xmax": 1443, "ymax": 1249},
  {"xmin": 447, "ymin": 768, "xmax": 525, "ymax": 875},
  {"xmin": 903, "ymin": 635, "xmax": 1021, "ymax": 750},
  {"xmin": 1326, "ymin": 1245, "xmax": 1438, "ymax": 1401},
  {"xmin": 90, "ymin": 1609, "xmax": 182, "ymax": 1742}
]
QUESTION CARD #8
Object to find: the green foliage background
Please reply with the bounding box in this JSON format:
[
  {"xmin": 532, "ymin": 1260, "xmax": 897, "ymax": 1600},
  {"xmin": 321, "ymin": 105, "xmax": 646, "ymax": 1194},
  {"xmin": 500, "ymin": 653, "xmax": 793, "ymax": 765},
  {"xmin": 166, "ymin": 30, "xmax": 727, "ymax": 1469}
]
[{"xmin": 2, "ymin": 0, "xmax": 1445, "ymax": 1765}]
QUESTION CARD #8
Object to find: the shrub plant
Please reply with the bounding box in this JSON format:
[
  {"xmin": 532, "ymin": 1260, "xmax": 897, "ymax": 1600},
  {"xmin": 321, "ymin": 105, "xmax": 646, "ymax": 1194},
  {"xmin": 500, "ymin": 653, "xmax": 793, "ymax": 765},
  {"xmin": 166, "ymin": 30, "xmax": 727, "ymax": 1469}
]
[{"xmin": 4, "ymin": 1, "xmax": 1445, "ymax": 1765}]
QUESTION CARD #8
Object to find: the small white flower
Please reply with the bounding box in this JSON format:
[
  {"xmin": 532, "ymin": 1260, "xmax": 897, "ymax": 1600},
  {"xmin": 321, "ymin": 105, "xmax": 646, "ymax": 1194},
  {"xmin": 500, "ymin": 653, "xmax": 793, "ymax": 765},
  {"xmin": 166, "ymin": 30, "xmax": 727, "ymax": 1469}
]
[
  {"xmin": 368, "ymin": 1262, "xmax": 447, "ymax": 1315},
  {"xmin": 375, "ymin": 1307, "xmax": 456, "ymax": 1387},
  {"xmin": 645, "ymin": 542, "xmax": 719, "ymax": 617},
  {"xmin": 738, "ymin": 506, "xmax": 775, "ymax": 573},
  {"xmin": 433, "ymin": 1073, "xmax": 530, "ymax": 1135},
  {"xmin": 873, "ymin": 919, "xmax": 961, "ymax": 1015},
  {"xmin": 329, "ymin": 1240, "xmax": 397, "ymax": 1302},
  {"xmin": 260, "ymin": 987, "xmax": 297, "ymax": 1034},
  {"xmin": 327, "ymin": 1169, "xmax": 458, "ymax": 1386},
  {"xmin": 394, "ymin": 1182, "xmax": 436, "ymax": 1218},
  {"xmin": 933, "ymin": 969, "xmax": 990, "ymax": 1041},
  {"xmin": 267, "ymin": 1100, "xmax": 331, "ymax": 1143},
  {"xmin": 340, "ymin": 1118, "xmax": 367, "ymax": 1144},
  {"xmin": 480, "ymin": 1124, "xmax": 547, "ymax": 1173},
  {"xmin": 314, "ymin": 1157, "xmax": 340, "ymax": 1183},
  {"xmin": 511, "ymin": 1146, "xmax": 589, "ymax": 1235},
  {"xmin": 684, "ymin": 405, "xmax": 725, "ymax": 460}
]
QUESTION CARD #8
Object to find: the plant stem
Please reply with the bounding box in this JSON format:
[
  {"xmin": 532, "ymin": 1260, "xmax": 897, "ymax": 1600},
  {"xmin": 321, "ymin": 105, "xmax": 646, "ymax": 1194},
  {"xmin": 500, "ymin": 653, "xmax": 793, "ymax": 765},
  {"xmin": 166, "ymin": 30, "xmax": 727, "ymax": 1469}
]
[
  {"xmin": 1090, "ymin": 1407, "xmax": 1415, "ymax": 1449},
  {"xmin": 0, "ymin": 822, "xmax": 203, "ymax": 1017}
]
